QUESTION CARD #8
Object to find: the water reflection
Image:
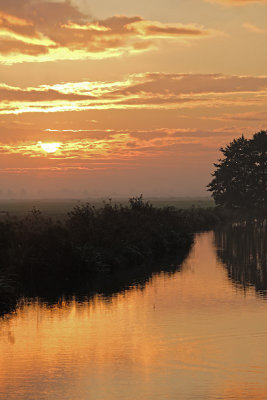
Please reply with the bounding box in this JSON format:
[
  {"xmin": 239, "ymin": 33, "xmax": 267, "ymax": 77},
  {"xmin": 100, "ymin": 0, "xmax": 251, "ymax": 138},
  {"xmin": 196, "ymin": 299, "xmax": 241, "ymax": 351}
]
[
  {"xmin": 15, "ymin": 249, "xmax": 190, "ymax": 316},
  {"xmin": 215, "ymin": 223, "xmax": 267, "ymax": 297},
  {"xmin": 0, "ymin": 232, "xmax": 267, "ymax": 400}
]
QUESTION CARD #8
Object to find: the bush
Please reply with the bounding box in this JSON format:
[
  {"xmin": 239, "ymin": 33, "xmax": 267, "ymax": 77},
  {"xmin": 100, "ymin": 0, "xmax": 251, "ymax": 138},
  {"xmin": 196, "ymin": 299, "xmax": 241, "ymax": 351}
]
[{"xmin": 0, "ymin": 196, "xmax": 228, "ymax": 307}]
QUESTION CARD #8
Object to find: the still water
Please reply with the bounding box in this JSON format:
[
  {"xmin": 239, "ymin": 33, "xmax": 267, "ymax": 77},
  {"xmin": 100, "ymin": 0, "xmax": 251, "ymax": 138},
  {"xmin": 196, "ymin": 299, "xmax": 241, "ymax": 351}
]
[{"xmin": 0, "ymin": 227, "xmax": 267, "ymax": 400}]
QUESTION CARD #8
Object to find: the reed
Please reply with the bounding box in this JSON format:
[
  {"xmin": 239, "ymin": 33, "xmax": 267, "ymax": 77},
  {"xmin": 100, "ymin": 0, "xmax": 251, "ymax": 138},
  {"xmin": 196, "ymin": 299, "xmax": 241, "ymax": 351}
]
[{"xmin": 0, "ymin": 196, "xmax": 229, "ymax": 313}]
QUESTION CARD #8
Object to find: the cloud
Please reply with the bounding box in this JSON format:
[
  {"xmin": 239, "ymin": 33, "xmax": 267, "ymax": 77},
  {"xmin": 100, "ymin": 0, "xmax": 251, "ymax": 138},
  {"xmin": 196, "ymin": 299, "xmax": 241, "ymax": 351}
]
[
  {"xmin": 0, "ymin": 39, "xmax": 51, "ymax": 56},
  {"xmin": 0, "ymin": 0, "xmax": 216, "ymax": 64},
  {"xmin": 243, "ymin": 23, "xmax": 267, "ymax": 33},
  {"xmin": 111, "ymin": 73, "xmax": 267, "ymax": 95},
  {"xmin": 0, "ymin": 0, "xmax": 85, "ymax": 25},
  {"xmin": 0, "ymin": 10, "xmax": 37, "ymax": 38},
  {"xmin": 0, "ymin": 73, "xmax": 266, "ymax": 114},
  {"xmin": 0, "ymin": 126, "xmax": 243, "ymax": 163},
  {"xmin": 202, "ymin": 110, "xmax": 267, "ymax": 121},
  {"xmin": 0, "ymin": 119, "xmax": 261, "ymax": 180},
  {"xmin": 0, "ymin": 83, "xmax": 94, "ymax": 101},
  {"xmin": 124, "ymin": 19, "xmax": 209, "ymax": 38}
]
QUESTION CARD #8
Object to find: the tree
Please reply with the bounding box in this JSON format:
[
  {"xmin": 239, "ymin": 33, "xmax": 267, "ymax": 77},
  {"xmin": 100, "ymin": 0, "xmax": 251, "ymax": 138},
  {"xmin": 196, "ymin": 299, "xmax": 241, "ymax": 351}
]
[{"xmin": 207, "ymin": 130, "xmax": 267, "ymax": 210}]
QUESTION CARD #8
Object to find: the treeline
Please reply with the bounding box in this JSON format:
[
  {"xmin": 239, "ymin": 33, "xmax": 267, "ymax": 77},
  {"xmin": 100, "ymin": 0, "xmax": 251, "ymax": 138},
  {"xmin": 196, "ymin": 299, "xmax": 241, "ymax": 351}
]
[
  {"xmin": 208, "ymin": 130, "xmax": 266, "ymax": 210},
  {"xmin": 0, "ymin": 197, "xmax": 228, "ymax": 314}
]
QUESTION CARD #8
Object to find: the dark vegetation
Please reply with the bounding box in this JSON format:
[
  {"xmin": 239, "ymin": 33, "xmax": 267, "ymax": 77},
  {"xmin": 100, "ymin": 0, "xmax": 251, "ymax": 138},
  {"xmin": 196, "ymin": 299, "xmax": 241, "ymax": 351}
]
[
  {"xmin": 1, "ymin": 130, "xmax": 265, "ymax": 315},
  {"xmin": 208, "ymin": 130, "xmax": 266, "ymax": 211},
  {"xmin": 0, "ymin": 196, "xmax": 228, "ymax": 314},
  {"xmin": 209, "ymin": 130, "xmax": 266, "ymax": 295}
]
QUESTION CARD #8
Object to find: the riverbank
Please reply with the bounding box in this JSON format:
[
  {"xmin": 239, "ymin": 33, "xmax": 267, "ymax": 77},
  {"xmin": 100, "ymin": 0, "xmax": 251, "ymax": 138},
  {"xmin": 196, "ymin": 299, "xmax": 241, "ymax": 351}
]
[{"xmin": 0, "ymin": 197, "xmax": 230, "ymax": 315}]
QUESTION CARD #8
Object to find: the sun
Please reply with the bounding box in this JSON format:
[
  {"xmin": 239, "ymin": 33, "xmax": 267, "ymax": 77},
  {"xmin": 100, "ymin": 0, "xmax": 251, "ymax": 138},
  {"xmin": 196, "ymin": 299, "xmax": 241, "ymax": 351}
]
[{"xmin": 39, "ymin": 141, "xmax": 61, "ymax": 153}]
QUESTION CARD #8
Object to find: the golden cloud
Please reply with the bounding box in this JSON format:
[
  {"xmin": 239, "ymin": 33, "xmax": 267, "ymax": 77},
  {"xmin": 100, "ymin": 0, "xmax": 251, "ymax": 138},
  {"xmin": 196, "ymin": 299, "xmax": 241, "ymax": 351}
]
[
  {"xmin": 0, "ymin": 1, "xmax": 216, "ymax": 64},
  {"xmin": 0, "ymin": 10, "xmax": 36, "ymax": 37},
  {"xmin": 243, "ymin": 23, "xmax": 267, "ymax": 33},
  {"xmin": 0, "ymin": 73, "xmax": 266, "ymax": 115},
  {"xmin": 0, "ymin": 127, "xmax": 241, "ymax": 164},
  {"xmin": 127, "ymin": 20, "xmax": 209, "ymax": 38}
]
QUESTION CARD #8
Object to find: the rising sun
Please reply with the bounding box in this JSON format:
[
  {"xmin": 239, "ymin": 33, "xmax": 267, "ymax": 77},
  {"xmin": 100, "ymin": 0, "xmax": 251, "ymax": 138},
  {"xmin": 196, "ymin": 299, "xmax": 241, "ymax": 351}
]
[{"xmin": 39, "ymin": 141, "xmax": 61, "ymax": 153}]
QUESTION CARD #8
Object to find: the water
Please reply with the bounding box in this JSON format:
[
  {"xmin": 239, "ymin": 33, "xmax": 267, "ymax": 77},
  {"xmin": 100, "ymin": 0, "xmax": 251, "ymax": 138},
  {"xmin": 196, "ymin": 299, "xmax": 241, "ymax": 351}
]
[{"xmin": 0, "ymin": 227, "xmax": 266, "ymax": 400}]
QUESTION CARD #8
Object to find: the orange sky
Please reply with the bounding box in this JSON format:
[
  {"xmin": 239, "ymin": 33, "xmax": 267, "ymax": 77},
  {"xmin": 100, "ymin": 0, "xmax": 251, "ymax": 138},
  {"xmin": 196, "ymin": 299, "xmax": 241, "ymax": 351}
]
[{"xmin": 0, "ymin": 0, "xmax": 266, "ymax": 197}]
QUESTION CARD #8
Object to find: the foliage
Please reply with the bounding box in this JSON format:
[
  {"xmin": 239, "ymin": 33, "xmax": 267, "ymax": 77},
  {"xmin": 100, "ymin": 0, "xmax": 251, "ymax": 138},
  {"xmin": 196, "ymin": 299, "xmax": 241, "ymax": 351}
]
[
  {"xmin": 0, "ymin": 197, "xmax": 229, "ymax": 313},
  {"xmin": 207, "ymin": 130, "xmax": 267, "ymax": 210}
]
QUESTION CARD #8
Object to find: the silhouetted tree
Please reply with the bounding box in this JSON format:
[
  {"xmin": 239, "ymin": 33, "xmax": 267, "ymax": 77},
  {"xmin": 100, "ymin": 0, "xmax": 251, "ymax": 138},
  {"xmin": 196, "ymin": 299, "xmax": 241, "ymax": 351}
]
[{"xmin": 207, "ymin": 130, "xmax": 267, "ymax": 210}]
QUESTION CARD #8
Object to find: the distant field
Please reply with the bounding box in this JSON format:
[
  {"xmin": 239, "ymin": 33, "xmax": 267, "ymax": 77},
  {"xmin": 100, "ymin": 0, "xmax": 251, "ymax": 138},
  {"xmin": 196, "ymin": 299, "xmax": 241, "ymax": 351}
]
[{"xmin": 0, "ymin": 197, "xmax": 215, "ymax": 219}]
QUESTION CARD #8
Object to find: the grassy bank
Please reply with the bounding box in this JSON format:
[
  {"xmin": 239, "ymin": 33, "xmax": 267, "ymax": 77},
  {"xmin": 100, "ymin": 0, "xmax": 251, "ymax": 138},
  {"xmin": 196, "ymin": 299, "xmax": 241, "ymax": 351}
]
[{"xmin": 0, "ymin": 197, "xmax": 227, "ymax": 314}]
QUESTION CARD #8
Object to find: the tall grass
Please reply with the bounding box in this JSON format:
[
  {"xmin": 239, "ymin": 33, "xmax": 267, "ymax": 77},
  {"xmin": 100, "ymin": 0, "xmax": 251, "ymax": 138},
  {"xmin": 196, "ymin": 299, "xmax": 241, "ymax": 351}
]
[{"xmin": 0, "ymin": 196, "xmax": 228, "ymax": 314}]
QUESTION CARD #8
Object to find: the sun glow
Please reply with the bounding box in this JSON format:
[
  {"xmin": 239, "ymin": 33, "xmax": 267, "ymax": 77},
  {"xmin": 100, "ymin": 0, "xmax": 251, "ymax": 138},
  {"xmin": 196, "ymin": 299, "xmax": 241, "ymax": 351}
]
[{"xmin": 39, "ymin": 142, "xmax": 61, "ymax": 153}]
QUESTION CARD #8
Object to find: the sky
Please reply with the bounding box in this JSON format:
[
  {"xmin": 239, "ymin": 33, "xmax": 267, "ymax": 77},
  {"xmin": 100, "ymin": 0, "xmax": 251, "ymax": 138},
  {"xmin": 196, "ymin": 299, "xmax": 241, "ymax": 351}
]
[{"xmin": 0, "ymin": 0, "xmax": 266, "ymax": 198}]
